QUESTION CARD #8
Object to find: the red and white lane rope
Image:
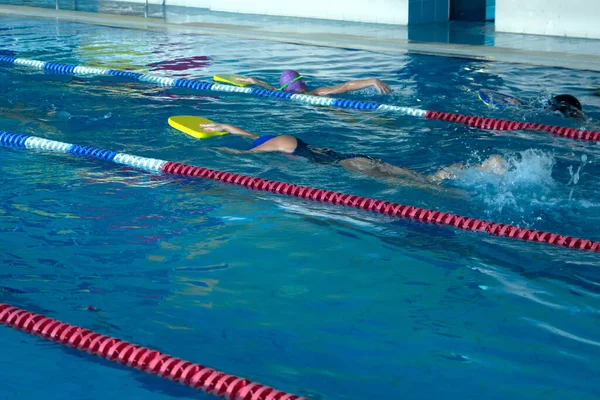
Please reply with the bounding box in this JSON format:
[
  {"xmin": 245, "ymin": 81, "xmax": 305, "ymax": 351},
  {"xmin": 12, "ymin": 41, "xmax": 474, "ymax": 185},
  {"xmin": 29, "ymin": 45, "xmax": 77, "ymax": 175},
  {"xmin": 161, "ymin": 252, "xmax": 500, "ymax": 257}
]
[
  {"xmin": 1, "ymin": 131, "xmax": 598, "ymax": 253},
  {"xmin": 0, "ymin": 303, "xmax": 307, "ymax": 400}
]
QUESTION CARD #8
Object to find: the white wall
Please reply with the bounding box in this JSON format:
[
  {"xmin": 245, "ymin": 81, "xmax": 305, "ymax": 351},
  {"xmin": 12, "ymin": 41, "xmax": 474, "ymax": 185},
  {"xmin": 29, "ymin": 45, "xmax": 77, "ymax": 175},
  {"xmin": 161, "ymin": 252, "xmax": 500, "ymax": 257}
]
[
  {"xmin": 496, "ymin": 0, "xmax": 600, "ymax": 39},
  {"xmin": 127, "ymin": 0, "xmax": 409, "ymax": 25}
]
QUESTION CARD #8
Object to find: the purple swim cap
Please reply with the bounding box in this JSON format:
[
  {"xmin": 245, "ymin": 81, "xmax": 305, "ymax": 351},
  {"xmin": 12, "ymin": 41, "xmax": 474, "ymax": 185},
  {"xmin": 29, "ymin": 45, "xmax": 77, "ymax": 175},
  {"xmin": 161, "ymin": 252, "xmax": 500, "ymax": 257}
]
[{"xmin": 279, "ymin": 70, "xmax": 307, "ymax": 93}]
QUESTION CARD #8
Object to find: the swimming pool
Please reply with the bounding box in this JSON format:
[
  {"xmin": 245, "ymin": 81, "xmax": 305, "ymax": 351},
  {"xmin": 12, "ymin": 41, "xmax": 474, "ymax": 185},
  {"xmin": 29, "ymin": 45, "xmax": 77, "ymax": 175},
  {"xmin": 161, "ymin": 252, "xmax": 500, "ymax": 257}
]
[{"xmin": 1, "ymin": 15, "xmax": 600, "ymax": 400}]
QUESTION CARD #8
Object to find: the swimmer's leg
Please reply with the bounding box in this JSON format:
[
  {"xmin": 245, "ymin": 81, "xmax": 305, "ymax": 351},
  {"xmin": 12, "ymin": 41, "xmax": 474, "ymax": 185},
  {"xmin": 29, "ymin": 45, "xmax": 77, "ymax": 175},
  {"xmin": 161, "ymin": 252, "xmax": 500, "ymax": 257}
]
[
  {"xmin": 478, "ymin": 155, "xmax": 507, "ymax": 174},
  {"xmin": 339, "ymin": 157, "xmax": 465, "ymax": 197},
  {"xmin": 340, "ymin": 157, "xmax": 431, "ymax": 183},
  {"xmin": 427, "ymin": 155, "xmax": 507, "ymax": 183},
  {"xmin": 427, "ymin": 162, "xmax": 463, "ymax": 184}
]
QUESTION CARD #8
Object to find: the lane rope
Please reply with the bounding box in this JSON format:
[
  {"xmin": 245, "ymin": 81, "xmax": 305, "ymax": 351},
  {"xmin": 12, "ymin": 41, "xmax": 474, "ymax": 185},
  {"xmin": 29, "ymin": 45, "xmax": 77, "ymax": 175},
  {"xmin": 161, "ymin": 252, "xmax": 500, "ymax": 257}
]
[
  {"xmin": 1, "ymin": 130, "xmax": 598, "ymax": 253},
  {"xmin": 0, "ymin": 303, "xmax": 307, "ymax": 400},
  {"xmin": 1, "ymin": 56, "xmax": 599, "ymax": 142}
]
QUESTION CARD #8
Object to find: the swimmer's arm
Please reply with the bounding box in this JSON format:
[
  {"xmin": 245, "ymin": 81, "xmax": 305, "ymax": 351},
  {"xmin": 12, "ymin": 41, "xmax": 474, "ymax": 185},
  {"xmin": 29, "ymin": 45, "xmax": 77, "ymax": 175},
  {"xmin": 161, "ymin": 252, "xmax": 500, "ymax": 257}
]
[
  {"xmin": 214, "ymin": 147, "xmax": 254, "ymax": 154},
  {"xmin": 213, "ymin": 145, "xmax": 280, "ymax": 154},
  {"xmin": 312, "ymin": 79, "xmax": 392, "ymax": 96},
  {"xmin": 243, "ymin": 77, "xmax": 276, "ymax": 91},
  {"xmin": 221, "ymin": 124, "xmax": 260, "ymax": 139},
  {"xmin": 214, "ymin": 139, "xmax": 291, "ymax": 154}
]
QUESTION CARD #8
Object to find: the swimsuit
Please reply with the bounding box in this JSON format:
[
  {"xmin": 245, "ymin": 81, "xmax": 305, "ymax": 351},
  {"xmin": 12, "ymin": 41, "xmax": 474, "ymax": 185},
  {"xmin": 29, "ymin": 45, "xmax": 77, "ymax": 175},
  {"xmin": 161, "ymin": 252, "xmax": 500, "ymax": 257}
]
[
  {"xmin": 292, "ymin": 138, "xmax": 373, "ymax": 165},
  {"xmin": 250, "ymin": 136, "xmax": 373, "ymax": 164},
  {"xmin": 251, "ymin": 135, "xmax": 275, "ymax": 148}
]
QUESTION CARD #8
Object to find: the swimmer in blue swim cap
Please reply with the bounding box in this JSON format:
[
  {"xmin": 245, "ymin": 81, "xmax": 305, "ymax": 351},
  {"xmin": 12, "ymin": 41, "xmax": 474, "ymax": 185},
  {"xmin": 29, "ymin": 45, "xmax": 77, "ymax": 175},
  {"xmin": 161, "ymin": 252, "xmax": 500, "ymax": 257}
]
[
  {"xmin": 199, "ymin": 121, "xmax": 506, "ymax": 193},
  {"xmin": 545, "ymin": 94, "xmax": 587, "ymax": 121},
  {"xmin": 240, "ymin": 69, "xmax": 392, "ymax": 95},
  {"xmin": 479, "ymin": 90, "xmax": 587, "ymax": 121}
]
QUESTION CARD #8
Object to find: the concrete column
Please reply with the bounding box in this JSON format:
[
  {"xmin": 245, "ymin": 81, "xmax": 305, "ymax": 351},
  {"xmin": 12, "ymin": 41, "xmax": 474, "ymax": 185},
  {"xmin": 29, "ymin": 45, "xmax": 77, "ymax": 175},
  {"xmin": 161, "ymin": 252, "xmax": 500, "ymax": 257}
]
[
  {"xmin": 486, "ymin": 0, "xmax": 495, "ymax": 21},
  {"xmin": 408, "ymin": 0, "xmax": 449, "ymax": 23}
]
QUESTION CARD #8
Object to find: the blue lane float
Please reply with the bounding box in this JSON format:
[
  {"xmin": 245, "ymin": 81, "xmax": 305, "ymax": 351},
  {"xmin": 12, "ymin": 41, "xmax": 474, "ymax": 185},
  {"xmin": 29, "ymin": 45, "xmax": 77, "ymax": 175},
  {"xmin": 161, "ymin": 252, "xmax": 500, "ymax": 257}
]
[
  {"xmin": 2, "ymin": 56, "xmax": 600, "ymax": 142},
  {"xmin": 0, "ymin": 55, "xmax": 425, "ymax": 115},
  {"xmin": 0, "ymin": 131, "xmax": 167, "ymax": 172}
]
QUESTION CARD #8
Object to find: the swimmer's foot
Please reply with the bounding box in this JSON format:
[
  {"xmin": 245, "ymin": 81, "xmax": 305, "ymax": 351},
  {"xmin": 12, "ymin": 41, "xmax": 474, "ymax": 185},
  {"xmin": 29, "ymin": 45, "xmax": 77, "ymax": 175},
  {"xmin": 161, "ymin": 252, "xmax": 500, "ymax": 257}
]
[
  {"xmin": 427, "ymin": 163, "xmax": 463, "ymax": 183},
  {"xmin": 428, "ymin": 156, "xmax": 506, "ymax": 183},
  {"xmin": 476, "ymin": 155, "xmax": 507, "ymax": 176}
]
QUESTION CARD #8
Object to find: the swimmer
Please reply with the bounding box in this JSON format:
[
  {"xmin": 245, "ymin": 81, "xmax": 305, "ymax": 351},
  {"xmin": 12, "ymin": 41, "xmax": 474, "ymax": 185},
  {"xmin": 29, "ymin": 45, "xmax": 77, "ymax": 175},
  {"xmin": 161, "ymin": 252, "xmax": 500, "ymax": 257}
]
[
  {"xmin": 200, "ymin": 121, "xmax": 506, "ymax": 192},
  {"xmin": 479, "ymin": 89, "xmax": 587, "ymax": 121},
  {"xmin": 239, "ymin": 70, "xmax": 392, "ymax": 96},
  {"xmin": 546, "ymin": 94, "xmax": 587, "ymax": 120},
  {"xmin": 0, "ymin": 102, "xmax": 62, "ymax": 136}
]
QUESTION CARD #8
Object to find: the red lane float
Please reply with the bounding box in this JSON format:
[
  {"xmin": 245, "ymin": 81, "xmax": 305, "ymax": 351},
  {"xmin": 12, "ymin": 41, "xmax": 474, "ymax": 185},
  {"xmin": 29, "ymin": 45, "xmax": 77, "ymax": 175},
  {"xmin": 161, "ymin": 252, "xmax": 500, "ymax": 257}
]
[
  {"xmin": 426, "ymin": 111, "xmax": 600, "ymax": 141},
  {"xmin": 0, "ymin": 303, "xmax": 306, "ymax": 400},
  {"xmin": 1, "ymin": 131, "xmax": 597, "ymax": 253},
  {"xmin": 162, "ymin": 162, "xmax": 600, "ymax": 253}
]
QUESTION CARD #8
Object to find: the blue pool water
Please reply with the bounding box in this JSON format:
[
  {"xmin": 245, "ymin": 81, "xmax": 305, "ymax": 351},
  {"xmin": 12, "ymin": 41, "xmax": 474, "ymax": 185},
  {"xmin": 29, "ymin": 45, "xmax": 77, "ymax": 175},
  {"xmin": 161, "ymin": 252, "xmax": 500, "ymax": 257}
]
[{"xmin": 1, "ymin": 16, "xmax": 600, "ymax": 400}]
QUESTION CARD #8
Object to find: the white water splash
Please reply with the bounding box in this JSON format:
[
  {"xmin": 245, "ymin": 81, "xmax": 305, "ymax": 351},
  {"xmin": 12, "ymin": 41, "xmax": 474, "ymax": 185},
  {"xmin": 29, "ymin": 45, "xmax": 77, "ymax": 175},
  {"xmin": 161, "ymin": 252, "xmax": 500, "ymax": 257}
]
[
  {"xmin": 567, "ymin": 154, "xmax": 588, "ymax": 201},
  {"xmin": 457, "ymin": 149, "xmax": 557, "ymax": 214}
]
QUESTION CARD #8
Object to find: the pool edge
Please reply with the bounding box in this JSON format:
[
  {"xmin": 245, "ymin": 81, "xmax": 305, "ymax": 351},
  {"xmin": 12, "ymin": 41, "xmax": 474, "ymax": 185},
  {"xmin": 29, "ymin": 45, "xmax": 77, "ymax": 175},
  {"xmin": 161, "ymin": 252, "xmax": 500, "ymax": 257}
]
[{"xmin": 2, "ymin": 5, "xmax": 600, "ymax": 71}]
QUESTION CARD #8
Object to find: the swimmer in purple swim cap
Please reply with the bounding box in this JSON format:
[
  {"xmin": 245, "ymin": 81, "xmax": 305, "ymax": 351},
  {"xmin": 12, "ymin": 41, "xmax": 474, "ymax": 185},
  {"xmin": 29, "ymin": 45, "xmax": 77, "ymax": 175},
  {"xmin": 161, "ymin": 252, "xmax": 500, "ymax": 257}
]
[{"xmin": 240, "ymin": 69, "xmax": 392, "ymax": 96}]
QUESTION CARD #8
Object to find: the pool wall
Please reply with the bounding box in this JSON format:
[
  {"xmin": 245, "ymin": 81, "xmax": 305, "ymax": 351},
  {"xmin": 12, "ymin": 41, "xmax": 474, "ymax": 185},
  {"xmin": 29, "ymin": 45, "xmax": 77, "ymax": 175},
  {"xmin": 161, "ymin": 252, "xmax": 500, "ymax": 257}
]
[
  {"xmin": 117, "ymin": 0, "xmax": 413, "ymax": 24},
  {"xmin": 108, "ymin": 0, "xmax": 600, "ymax": 39},
  {"xmin": 496, "ymin": 0, "xmax": 600, "ymax": 39}
]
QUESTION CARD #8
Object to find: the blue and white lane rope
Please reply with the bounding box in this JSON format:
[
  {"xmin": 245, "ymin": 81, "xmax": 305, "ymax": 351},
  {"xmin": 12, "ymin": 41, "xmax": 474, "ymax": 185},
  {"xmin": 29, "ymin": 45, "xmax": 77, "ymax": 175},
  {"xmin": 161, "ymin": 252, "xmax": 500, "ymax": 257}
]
[
  {"xmin": 4, "ymin": 56, "xmax": 600, "ymax": 142},
  {"xmin": 1, "ymin": 132, "xmax": 167, "ymax": 172},
  {"xmin": 0, "ymin": 56, "xmax": 426, "ymax": 116}
]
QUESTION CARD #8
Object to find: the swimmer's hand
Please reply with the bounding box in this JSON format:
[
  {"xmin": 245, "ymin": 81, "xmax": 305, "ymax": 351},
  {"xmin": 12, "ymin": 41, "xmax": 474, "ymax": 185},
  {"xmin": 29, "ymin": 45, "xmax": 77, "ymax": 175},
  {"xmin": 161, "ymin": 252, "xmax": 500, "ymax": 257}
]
[{"xmin": 371, "ymin": 79, "xmax": 392, "ymax": 94}]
